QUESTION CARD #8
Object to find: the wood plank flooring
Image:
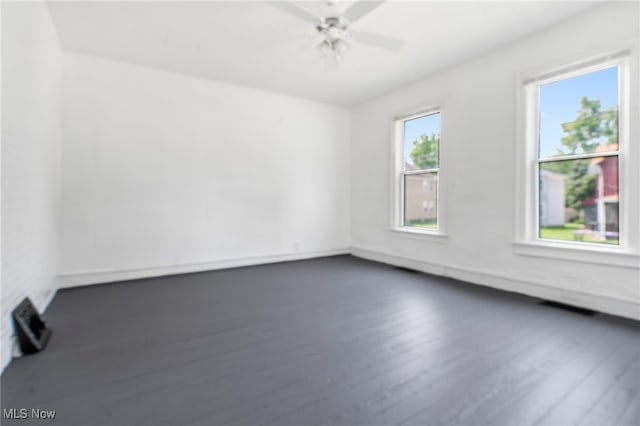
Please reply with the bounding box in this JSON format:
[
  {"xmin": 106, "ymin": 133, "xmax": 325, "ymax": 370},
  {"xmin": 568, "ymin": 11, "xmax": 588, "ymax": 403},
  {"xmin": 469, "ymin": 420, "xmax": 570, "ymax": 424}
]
[{"xmin": 2, "ymin": 255, "xmax": 639, "ymax": 426}]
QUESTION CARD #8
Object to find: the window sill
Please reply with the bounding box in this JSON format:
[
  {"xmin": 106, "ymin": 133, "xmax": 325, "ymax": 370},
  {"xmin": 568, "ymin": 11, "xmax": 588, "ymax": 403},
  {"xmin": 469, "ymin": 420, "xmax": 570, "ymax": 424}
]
[
  {"xmin": 513, "ymin": 240, "xmax": 640, "ymax": 269},
  {"xmin": 390, "ymin": 227, "xmax": 449, "ymax": 242}
]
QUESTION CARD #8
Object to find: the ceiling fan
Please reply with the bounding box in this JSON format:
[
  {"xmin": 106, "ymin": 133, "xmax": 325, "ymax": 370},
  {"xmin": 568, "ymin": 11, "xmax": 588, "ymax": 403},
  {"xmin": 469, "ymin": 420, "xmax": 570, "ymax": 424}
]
[{"xmin": 270, "ymin": 0, "xmax": 404, "ymax": 61}]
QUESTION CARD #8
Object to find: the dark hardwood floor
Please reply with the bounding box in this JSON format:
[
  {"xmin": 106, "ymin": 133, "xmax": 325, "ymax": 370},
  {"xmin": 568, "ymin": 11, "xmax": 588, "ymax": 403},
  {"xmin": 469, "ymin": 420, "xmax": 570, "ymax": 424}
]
[{"xmin": 2, "ymin": 255, "xmax": 639, "ymax": 426}]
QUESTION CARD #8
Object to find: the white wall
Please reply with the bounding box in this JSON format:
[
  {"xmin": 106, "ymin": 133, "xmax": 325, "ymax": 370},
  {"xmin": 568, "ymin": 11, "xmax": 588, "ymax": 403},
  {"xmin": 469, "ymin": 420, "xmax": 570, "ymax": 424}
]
[
  {"xmin": 59, "ymin": 53, "xmax": 350, "ymax": 286},
  {"xmin": 351, "ymin": 2, "xmax": 640, "ymax": 319},
  {"xmin": 1, "ymin": 2, "xmax": 63, "ymax": 369}
]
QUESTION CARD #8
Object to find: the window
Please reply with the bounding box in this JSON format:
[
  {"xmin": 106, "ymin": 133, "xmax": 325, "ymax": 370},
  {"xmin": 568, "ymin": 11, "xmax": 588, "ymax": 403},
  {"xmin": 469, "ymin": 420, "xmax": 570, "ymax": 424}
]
[
  {"xmin": 516, "ymin": 50, "xmax": 639, "ymax": 265},
  {"xmin": 537, "ymin": 65, "xmax": 620, "ymax": 246},
  {"xmin": 396, "ymin": 111, "xmax": 441, "ymax": 231}
]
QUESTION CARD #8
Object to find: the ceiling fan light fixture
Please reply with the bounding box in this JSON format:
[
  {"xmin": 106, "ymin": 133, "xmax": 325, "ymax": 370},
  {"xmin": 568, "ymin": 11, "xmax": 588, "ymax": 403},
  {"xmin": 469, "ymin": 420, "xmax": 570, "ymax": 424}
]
[
  {"xmin": 333, "ymin": 38, "xmax": 349, "ymax": 57},
  {"xmin": 318, "ymin": 39, "xmax": 333, "ymax": 57},
  {"xmin": 326, "ymin": 25, "xmax": 344, "ymax": 41},
  {"xmin": 317, "ymin": 38, "xmax": 349, "ymax": 61}
]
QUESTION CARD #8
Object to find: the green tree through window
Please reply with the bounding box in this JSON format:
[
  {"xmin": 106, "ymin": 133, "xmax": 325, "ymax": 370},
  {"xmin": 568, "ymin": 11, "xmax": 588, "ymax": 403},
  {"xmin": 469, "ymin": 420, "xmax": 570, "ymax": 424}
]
[
  {"xmin": 542, "ymin": 97, "xmax": 618, "ymax": 213},
  {"xmin": 409, "ymin": 133, "xmax": 439, "ymax": 170}
]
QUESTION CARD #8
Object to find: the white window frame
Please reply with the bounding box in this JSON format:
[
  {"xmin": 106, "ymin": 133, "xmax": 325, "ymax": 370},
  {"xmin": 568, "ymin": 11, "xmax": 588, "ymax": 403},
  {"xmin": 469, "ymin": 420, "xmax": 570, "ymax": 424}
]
[
  {"xmin": 390, "ymin": 105, "xmax": 447, "ymax": 239},
  {"xmin": 514, "ymin": 47, "xmax": 640, "ymax": 269}
]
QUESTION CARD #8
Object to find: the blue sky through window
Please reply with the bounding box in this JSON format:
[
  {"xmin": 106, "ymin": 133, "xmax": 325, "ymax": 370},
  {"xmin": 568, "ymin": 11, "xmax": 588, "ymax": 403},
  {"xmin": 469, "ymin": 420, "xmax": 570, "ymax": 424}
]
[
  {"xmin": 539, "ymin": 66, "xmax": 618, "ymax": 158},
  {"xmin": 404, "ymin": 112, "xmax": 440, "ymax": 167}
]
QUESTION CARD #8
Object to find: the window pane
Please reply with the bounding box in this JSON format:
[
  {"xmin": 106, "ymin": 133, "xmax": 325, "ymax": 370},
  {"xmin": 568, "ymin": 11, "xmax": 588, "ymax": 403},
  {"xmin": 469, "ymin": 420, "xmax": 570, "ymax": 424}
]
[
  {"xmin": 539, "ymin": 66, "xmax": 618, "ymax": 159},
  {"xmin": 404, "ymin": 173, "xmax": 438, "ymax": 229},
  {"xmin": 404, "ymin": 113, "xmax": 440, "ymax": 171},
  {"xmin": 539, "ymin": 157, "xmax": 619, "ymax": 245}
]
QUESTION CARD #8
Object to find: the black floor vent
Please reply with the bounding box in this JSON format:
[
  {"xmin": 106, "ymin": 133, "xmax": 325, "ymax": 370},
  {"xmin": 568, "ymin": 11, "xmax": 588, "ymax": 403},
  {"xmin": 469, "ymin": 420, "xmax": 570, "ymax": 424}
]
[
  {"xmin": 539, "ymin": 300, "xmax": 598, "ymax": 316},
  {"xmin": 394, "ymin": 266, "xmax": 418, "ymax": 274}
]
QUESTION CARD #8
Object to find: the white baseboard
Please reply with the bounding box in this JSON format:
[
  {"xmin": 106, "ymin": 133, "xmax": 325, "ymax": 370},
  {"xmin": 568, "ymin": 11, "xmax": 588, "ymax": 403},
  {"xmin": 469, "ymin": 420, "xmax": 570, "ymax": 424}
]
[
  {"xmin": 56, "ymin": 248, "xmax": 350, "ymax": 288},
  {"xmin": 351, "ymin": 246, "xmax": 640, "ymax": 321}
]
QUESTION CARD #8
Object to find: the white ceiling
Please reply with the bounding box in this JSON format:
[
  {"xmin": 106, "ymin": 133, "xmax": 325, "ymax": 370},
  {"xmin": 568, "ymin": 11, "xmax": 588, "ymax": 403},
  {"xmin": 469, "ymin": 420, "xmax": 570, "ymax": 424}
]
[{"xmin": 47, "ymin": 1, "xmax": 605, "ymax": 106}]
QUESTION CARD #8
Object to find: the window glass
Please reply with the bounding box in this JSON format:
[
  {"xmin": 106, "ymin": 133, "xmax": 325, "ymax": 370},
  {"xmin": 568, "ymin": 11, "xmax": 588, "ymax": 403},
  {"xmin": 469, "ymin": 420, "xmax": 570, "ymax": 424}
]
[
  {"xmin": 539, "ymin": 157, "xmax": 619, "ymax": 245},
  {"xmin": 404, "ymin": 173, "xmax": 438, "ymax": 229},
  {"xmin": 404, "ymin": 113, "xmax": 440, "ymax": 171},
  {"xmin": 538, "ymin": 66, "xmax": 618, "ymax": 158},
  {"xmin": 537, "ymin": 66, "xmax": 620, "ymax": 246}
]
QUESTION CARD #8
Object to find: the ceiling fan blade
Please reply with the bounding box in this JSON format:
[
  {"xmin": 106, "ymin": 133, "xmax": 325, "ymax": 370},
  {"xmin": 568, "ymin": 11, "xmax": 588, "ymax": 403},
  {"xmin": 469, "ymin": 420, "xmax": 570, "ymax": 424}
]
[
  {"xmin": 268, "ymin": 1, "xmax": 320, "ymax": 23},
  {"xmin": 343, "ymin": 0, "xmax": 386, "ymax": 24},
  {"xmin": 353, "ymin": 30, "xmax": 404, "ymax": 51}
]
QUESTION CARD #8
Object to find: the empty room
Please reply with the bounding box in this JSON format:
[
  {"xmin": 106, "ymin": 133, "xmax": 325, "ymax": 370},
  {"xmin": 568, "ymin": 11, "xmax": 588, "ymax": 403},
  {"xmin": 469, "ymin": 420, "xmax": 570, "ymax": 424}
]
[{"xmin": 1, "ymin": 0, "xmax": 639, "ymax": 425}]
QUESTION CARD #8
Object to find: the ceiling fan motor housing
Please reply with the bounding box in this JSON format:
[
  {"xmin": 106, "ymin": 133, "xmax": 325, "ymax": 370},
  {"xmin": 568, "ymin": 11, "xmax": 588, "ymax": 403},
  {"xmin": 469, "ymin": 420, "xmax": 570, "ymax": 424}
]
[{"xmin": 317, "ymin": 16, "xmax": 350, "ymax": 42}]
